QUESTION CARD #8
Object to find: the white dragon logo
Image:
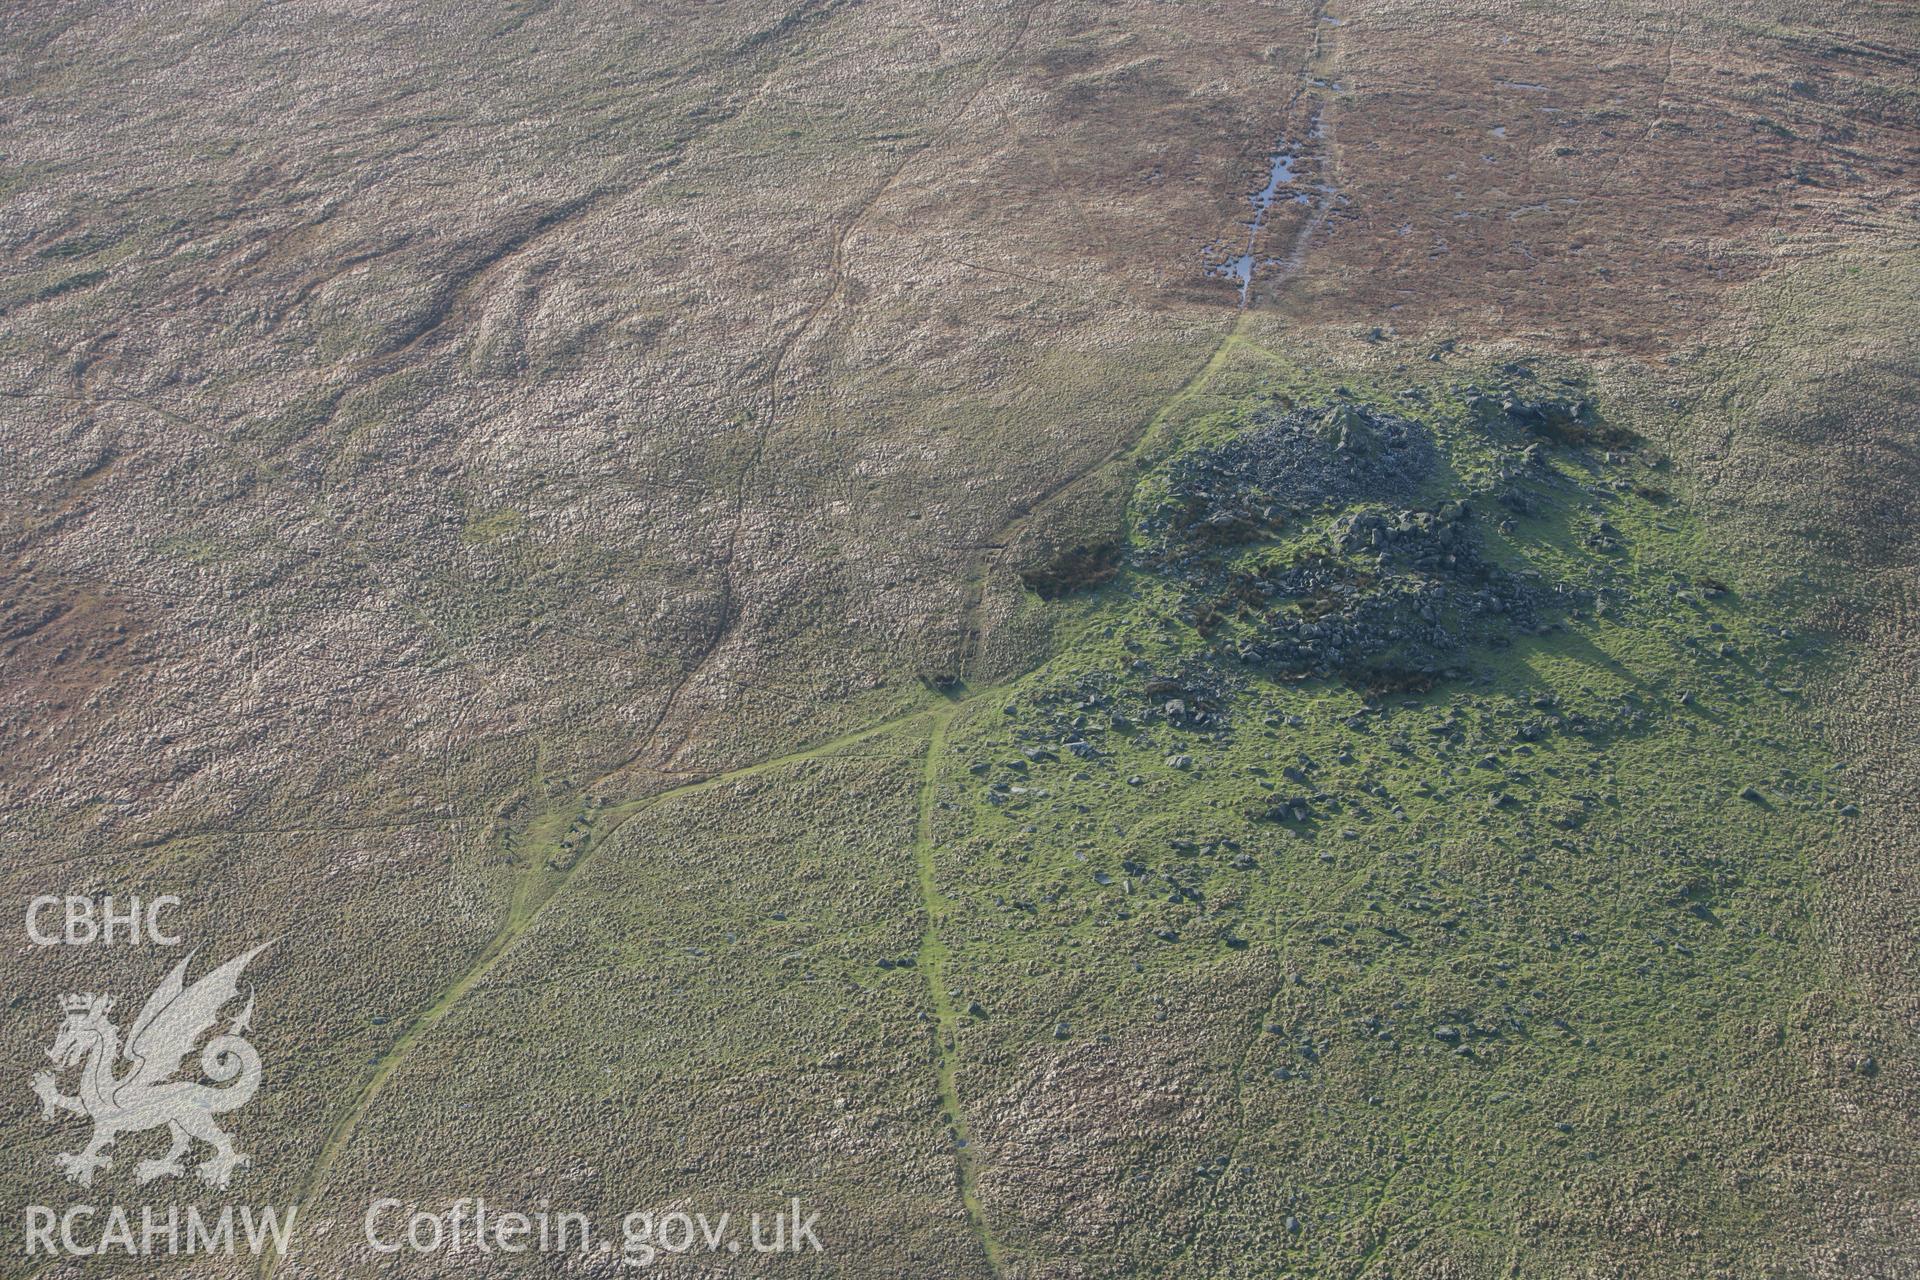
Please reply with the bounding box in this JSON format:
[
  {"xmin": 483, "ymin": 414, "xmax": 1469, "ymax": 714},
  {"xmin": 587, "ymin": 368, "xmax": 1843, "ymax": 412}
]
[{"xmin": 31, "ymin": 945, "xmax": 268, "ymax": 1189}]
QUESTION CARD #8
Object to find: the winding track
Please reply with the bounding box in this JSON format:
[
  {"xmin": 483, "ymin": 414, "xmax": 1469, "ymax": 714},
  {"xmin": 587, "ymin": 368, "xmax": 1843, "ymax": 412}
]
[
  {"xmin": 261, "ymin": 707, "xmax": 931, "ymax": 1279},
  {"xmin": 262, "ymin": 302, "xmax": 1263, "ymax": 1274},
  {"xmin": 911, "ymin": 703, "xmax": 1009, "ymax": 1276},
  {"xmin": 263, "ymin": 8, "xmax": 1350, "ymax": 1265},
  {"xmin": 648, "ymin": 1, "xmax": 1042, "ymax": 771}
]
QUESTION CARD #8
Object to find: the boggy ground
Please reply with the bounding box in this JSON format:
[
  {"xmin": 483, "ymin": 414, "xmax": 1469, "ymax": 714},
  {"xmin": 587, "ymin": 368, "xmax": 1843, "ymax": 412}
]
[{"xmin": 1, "ymin": 0, "xmax": 1916, "ymax": 1277}]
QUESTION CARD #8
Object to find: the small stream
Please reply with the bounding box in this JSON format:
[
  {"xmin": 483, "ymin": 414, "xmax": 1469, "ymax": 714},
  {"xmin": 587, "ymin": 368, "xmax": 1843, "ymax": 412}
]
[{"xmin": 1212, "ymin": 145, "xmax": 1299, "ymax": 304}]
